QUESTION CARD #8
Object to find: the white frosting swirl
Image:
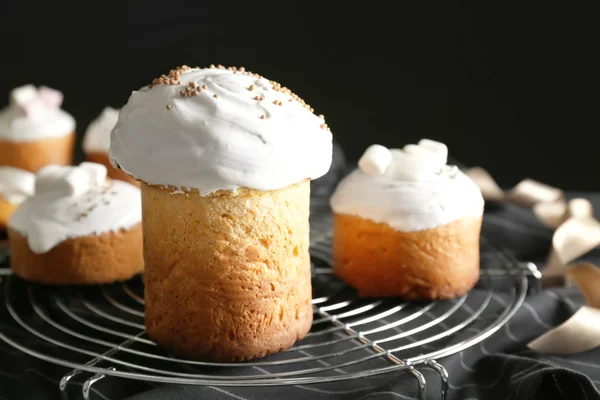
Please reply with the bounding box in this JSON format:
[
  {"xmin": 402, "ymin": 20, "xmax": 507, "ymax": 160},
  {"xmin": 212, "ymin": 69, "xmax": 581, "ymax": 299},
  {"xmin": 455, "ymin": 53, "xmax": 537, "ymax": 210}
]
[
  {"xmin": 109, "ymin": 67, "xmax": 333, "ymax": 195},
  {"xmin": 0, "ymin": 167, "xmax": 35, "ymax": 204},
  {"xmin": 9, "ymin": 163, "xmax": 141, "ymax": 254},
  {"xmin": 330, "ymin": 142, "xmax": 484, "ymax": 232},
  {"xmin": 83, "ymin": 107, "xmax": 119, "ymax": 153},
  {"xmin": 0, "ymin": 85, "xmax": 75, "ymax": 142}
]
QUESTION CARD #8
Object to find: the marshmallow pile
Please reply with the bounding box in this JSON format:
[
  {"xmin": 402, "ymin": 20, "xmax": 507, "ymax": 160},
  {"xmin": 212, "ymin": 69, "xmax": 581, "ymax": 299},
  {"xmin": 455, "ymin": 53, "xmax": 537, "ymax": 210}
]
[
  {"xmin": 358, "ymin": 139, "xmax": 450, "ymax": 181},
  {"xmin": 35, "ymin": 163, "xmax": 108, "ymax": 198},
  {"xmin": 10, "ymin": 84, "xmax": 64, "ymax": 117}
]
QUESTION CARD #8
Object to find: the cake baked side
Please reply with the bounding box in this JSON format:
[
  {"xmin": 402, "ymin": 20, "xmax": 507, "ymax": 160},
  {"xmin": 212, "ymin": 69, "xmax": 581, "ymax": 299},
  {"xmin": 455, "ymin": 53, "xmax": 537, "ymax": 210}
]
[
  {"xmin": 9, "ymin": 225, "xmax": 143, "ymax": 285},
  {"xmin": 143, "ymin": 182, "xmax": 312, "ymax": 361},
  {"xmin": 332, "ymin": 214, "xmax": 481, "ymax": 299},
  {"xmin": 0, "ymin": 134, "xmax": 75, "ymax": 172}
]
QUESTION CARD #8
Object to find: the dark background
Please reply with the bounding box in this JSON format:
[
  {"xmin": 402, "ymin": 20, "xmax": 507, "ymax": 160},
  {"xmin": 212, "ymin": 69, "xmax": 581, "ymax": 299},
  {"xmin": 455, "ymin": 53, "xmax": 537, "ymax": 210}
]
[{"xmin": 0, "ymin": 2, "xmax": 597, "ymax": 190}]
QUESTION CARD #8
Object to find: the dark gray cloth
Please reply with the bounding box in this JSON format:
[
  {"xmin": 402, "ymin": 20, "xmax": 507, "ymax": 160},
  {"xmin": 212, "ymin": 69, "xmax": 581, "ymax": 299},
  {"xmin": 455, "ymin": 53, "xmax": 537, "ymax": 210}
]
[{"xmin": 1, "ymin": 160, "xmax": 600, "ymax": 400}]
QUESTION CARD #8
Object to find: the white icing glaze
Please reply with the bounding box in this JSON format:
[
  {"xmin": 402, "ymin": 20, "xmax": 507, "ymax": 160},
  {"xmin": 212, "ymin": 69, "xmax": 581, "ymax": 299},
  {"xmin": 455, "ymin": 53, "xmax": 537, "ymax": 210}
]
[
  {"xmin": 0, "ymin": 85, "xmax": 75, "ymax": 142},
  {"xmin": 330, "ymin": 142, "xmax": 484, "ymax": 232},
  {"xmin": 0, "ymin": 167, "xmax": 35, "ymax": 204},
  {"xmin": 83, "ymin": 107, "xmax": 119, "ymax": 153},
  {"xmin": 8, "ymin": 163, "xmax": 141, "ymax": 254},
  {"xmin": 109, "ymin": 66, "xmax": 333, "ymax": 195}
]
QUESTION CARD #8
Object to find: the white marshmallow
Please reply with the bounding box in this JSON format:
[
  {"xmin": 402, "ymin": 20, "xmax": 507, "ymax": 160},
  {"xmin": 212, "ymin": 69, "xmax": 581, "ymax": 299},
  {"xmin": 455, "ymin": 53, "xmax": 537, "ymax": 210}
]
[
  {"xmin": 0, "ymin": 167, "xmax": 36, "ymax": 204},
  {"xmin": 35, "ymin": 165, "xmax": 90, "ymax": 197},
  {"xmin": 442, "ymin": 165, "xmax": 459, "ymax": 178},
  {"xmin": 384, "ymin": 149, "xmax": 403, "ymax": 179},
  {"xmin": 417, "ymin": 139, "xmax": 448, "ymax": 165},
  {"xmin": 403, "ymin": 144, "xmax": 437, "ymax": 158},
  {"xmin": 80, "ymin": 162, "xmax": 108, "ymax": 188},
  {"xmin": 385, "ymin": 144, "xmax": 445, "ymax": 181},
  {"xmin": 358, "ymin": 144, "xmax": 393, "ymax": 176},
  {"xmin": 34, "ymin": 165, "xmax": 65, "ymax": 193},
  {"xmin": 61, "ymin": 169, "xmax": 92, "ymax": 197},
  {"xmin": 37, "ymin": 86, "xmax": 64, "ymax": 109},
  {"xmin": 568, "ymin": 198, "xmax": 594, "ymax": 219},
  {"xmin": 10, "ymin": 84, "xmax": 37, "ymax": 106}
]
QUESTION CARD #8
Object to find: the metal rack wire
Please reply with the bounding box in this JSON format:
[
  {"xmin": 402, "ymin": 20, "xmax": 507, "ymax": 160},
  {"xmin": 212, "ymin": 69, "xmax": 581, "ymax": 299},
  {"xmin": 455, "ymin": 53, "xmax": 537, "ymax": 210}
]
[{"xmin": 0, "ymin": 199, "xmax": 540, "ymax": 400}]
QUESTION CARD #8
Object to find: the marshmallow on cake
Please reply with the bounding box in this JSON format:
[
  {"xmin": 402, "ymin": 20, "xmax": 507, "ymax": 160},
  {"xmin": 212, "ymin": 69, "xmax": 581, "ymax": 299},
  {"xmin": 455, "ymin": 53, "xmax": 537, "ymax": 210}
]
[
  {"xmin": 8, "ymin": 162, "xmax": 143, "ymax": 284},
  {"xmin": 0, "ymin": 85, "xmax": 75, "ymax": 172},
  {"xmin": 0, "ymin": 167, "xmax": 35, "ymax": 230},
  {"xmin": 110, "ymin": 65, "xmax": 333, "ymax": 362},
  {"xmin": 330, "ymin": 140, "xmax": 484, "ymax": 299},
  {"xmin": 83, "ymin": 107, "xmax": 139, "ymax": 186}
]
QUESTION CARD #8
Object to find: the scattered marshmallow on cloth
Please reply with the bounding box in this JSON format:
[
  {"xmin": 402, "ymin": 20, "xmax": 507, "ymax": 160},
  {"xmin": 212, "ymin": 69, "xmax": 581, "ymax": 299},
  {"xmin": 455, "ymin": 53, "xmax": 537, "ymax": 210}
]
[{"xmin": 466, "ymin": 166, "xmax": 600, "ymax": 355}]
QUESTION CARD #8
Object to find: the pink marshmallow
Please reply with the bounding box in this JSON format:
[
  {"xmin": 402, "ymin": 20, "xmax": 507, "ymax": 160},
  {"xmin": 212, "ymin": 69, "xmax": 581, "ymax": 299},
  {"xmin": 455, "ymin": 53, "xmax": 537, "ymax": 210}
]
[
  {"xmin": 37, "ymin": 86, "xmax": 64, "ymax": 109},
  {"xmin": 16, "ymin": 98, "xmax": 46, "ymax": 117},
  {"xmin": 12, "ymin": 85, "xmax": 64, "ymax": 117}
]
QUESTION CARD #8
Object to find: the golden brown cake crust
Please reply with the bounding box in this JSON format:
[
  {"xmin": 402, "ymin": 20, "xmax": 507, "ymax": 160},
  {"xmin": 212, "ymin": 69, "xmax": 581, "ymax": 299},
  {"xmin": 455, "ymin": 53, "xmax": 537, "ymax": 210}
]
[
  {"xmin": 142, "ymin": 181, "xmax": 313, "ymax": 362},
  {"xmin": 332, "ymin": 214, "xmax": 482, "ymax": 300},
  {"xmin": 0, "ymin": 196, "xmax": 18, "ymax": 230},
  {"xmin": 8, "ymin": 224, "xmax": 144, "ymax": 285},
  {"xmin": 0, "ymin": 132, "xmax": 75, "ymax": 172},
  {"xmin": 86, "ymin": 152, "xmax": 140, "ymax": 187}
]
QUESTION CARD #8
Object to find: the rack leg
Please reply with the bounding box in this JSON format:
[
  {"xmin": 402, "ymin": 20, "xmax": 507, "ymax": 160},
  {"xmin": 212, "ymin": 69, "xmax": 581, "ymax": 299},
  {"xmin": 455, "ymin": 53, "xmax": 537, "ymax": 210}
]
[
  {"xmin": 58, "ymin": 331, "xmax": 144, "ymax": 397},
  {"xmin": 408, "ymin": 366, "xmax": 426, "ymax": 400},
  {"xmin": 82, "ymin": 367, "xmax": 115, "ymax": 400},
  {"xmin": 59, "ymin": 348, "xmax": 118, "ymax": 396},
  {"xmin": 524, "ymin": 262, "xmax": 542, "ymax": 294},
  {"xmin": 59, "ymin": 370, "xmax": 81, "ymax": 391},
  {"xmin": 425, "ymin": 359, "xmax": 449, "ymax": 400}
]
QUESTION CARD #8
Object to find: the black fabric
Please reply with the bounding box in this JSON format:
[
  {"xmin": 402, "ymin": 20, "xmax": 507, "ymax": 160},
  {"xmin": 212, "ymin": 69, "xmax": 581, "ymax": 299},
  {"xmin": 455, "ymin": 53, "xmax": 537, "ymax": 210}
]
[{"xmin": 1, "ymin": 154, "xmax": 600, "ymax": 400}]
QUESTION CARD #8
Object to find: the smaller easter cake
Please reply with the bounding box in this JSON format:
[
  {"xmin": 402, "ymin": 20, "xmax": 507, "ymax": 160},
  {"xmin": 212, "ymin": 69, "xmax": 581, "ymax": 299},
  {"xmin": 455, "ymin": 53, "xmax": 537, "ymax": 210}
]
[
  {"xmin": 8, "ymin": 162, "xmax": 143, "ymax": 284},
  {"xmin": 330, "ymin": 140, "xmax": 484, "ymax": 299}
]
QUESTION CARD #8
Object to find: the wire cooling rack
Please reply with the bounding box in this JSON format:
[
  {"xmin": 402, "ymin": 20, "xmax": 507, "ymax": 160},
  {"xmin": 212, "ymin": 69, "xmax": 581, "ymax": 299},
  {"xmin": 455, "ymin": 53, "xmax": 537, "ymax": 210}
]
[{"xmin": 0, "ymin": 199, "xmax": 540, "ymax": 400}]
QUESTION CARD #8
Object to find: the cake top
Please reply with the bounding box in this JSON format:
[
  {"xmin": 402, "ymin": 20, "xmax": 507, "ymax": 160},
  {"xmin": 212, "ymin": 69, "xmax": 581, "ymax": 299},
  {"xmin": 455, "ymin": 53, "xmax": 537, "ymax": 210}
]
[
  {"xmin": 83, "ymin": 107, "xmax": 119, "ymax": 154},
  {"xmin": 0, "ymin": 84, "xmax": 76, "ymax": 141},
  {"xmin": 9, "ymin": 162, "xmax": 141, "ymax": 254},
  {"xmin": 0, "ymin": 167, "xmax": 35, "ymax": 204},
  {"xmin": 109, "ymin": 65, "xmax": 333, "ymax": 195},
  {"xmin": 330, "ymin": 140, "xmax": 485, "ymax": 232}
]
